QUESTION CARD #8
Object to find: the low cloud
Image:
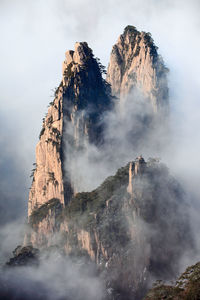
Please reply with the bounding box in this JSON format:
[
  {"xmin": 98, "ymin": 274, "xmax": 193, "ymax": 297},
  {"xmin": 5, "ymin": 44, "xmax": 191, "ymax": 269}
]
[
  {"xmin": 63, "ymin": 87, "xmax": 168, "ymax": 192},
  {"xmin": 0, "ymin": 251, "xmax": 104, "ymax": 300}
]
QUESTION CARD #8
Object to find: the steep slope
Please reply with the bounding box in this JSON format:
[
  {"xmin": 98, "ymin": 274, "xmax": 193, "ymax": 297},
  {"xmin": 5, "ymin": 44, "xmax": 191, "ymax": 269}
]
[
  {"xmin": 144, "ymin": 262, "xmax": 200, "ymax": 300},
  {"xmin": 28, "ymin": 42, "xmax": 112, "ymax": 216},
  {"xmin": 28, "ymin": 157, "xmax": 193, "ymax": 299},
  {"xmin": 107, "ymin": 25, "xmax": 168, "ymax": 113}
]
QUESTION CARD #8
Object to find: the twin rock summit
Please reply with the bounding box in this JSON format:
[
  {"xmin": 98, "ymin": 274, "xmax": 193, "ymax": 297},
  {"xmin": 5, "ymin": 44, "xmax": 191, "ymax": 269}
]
[
  {"xmin": 28, "ymin": 25, "xmax": 168, "ymax": 216},
  {"xmin": 7, "ymin": 26, "xmax": 197, "ymax": 300}
]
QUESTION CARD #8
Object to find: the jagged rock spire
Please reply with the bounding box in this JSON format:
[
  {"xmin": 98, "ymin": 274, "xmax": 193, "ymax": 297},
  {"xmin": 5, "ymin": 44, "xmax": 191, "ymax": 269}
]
[
  {"xmin": 107, "ymin": 25, "xmax": 169, "ymax": 113},
  {"xmin": 28, "ymin": 42, "xmax": 111, "ymax": 216}
]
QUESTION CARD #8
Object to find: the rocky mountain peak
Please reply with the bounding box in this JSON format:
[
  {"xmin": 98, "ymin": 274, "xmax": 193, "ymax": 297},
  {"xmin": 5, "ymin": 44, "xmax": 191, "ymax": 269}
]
[
  {"xmin": 62, "ymin": 41, "xmax": 110, "ymax": 110},
  {"xmin": 73, "ymin": 42, "xmax": 92, "ymax": 64},
  {"xmin": 28, "ymin": 41, "xmax": 112, "ymax": 216},
  {"xmin": 107, "ymin": 25, "xmax": 169, "ymax": 113},
  {"xmin": 62, "ymin": 42, "xmax": 94, "ymax": 78},
  {"xmin": 64, "ymin": 42, "xmax": 92, "ymax": 62},
  {"xmin": 119, "ymin": 25, "xmax": 140, "ymax": 45}
]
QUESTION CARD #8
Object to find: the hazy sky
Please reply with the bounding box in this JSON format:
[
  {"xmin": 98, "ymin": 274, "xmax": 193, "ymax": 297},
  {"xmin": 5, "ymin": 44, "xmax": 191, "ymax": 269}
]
[{"xmin": 0, "ymin": 0, "xmax": 200, "ymax": 224}]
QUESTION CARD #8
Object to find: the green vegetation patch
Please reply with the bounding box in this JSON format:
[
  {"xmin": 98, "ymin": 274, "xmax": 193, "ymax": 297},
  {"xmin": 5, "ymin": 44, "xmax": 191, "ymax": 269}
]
[
  {"xmin": 29, "ymin": 198, "xmax": 62, "ymax": 227},
  {"xmin": 176, "ymin": 262, "xmax": 200, "ymax": 299},
  {"xmin": 145, "ymin": 284, "xmax": 181, "ymax": 300},
  {"xmin": 64, "ymin": 164, "xmax": 129, "ymax": 228}
]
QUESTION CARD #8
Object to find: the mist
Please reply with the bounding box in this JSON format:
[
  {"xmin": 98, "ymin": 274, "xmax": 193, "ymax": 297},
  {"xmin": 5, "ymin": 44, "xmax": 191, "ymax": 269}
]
[
  {"xmin": 0, "ymin": 251, "xmax": 104, "ymax": 300},
  {"xmin": 0, "ymin": 0, "xmax": 200, "ymax": 298},
  {"xmin": 64, "ymin": 86, "xmax": 169, "ymax": 192}
]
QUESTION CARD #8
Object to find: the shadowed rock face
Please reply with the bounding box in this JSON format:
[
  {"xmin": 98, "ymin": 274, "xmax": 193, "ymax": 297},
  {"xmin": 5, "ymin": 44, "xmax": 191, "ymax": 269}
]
[{"xmin": 107, "ymin": 26, "xmax": 169, "ymax": 113}]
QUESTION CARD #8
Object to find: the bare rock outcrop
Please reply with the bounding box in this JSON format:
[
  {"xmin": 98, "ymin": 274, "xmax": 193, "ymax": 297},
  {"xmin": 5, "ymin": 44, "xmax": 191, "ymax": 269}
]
[
  {"xmin": 107, "ymin": 26, "xmax": 169, "ymax": 113},
  {"xmin": 28, "ymin": 85, "xmax": 64, "ymax": 216}
]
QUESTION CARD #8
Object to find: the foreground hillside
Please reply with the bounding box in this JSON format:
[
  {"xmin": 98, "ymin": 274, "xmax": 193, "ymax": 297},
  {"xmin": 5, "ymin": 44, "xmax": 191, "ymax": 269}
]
[{"xmin": 24, "ymin": 157, "xmax": 193, "ymax": 299}]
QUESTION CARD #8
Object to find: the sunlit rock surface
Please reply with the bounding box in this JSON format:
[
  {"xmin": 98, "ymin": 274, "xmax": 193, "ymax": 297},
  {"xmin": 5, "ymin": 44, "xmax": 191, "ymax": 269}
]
[{"xmin": 107, "ymin": 26, "xmax": 169, "ymax": 113}]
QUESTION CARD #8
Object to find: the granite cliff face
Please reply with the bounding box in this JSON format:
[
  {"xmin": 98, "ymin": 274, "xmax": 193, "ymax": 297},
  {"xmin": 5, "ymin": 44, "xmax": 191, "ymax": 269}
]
[
  {"xmin": 107, "ymin": 26, "xmax": 168, "ymax": 113},
  {"xmin": 28, "ymin": 82, "xmax": 64, "ymax": 216},
  {"xmin": 28, "ymin": 42, "xmax": 111, "ymax": 216}
]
